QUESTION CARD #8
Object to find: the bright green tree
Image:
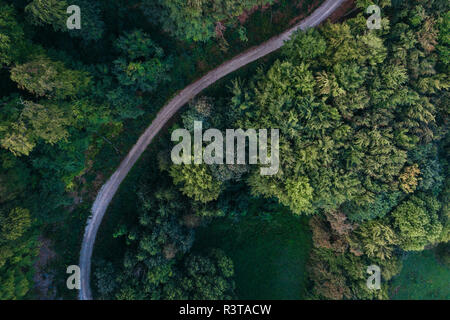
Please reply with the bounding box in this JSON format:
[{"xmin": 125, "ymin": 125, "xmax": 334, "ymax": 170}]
[
  {"xmin": 1, "ymin": 99, "xmax": 71, "ymax": 156},
  {"xmin": 392, "ymin": 194, "xmax": 443, "ymax": 251},
  {"xmin": 357, "ymin": 220, "xmax": 398, "ymax": 260},
  {"xmin": 10, "ymin": 56, "xmax": 90, "ymax": 99},
  {"xmin": 170, "ymin": 163, "xmax": 222, "ymax": 203}
]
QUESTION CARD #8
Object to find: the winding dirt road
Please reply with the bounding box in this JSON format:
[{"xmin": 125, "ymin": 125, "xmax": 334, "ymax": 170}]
[{"xmin": 79, "ymin": 0, "xmax": 346, "ymax": 300}]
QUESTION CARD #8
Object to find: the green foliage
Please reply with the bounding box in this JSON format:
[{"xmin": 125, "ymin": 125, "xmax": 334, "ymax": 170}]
[
  {"xmin": 437, "ymin": 11, "xmax": 450, "ymax": 66},
  {"xmin": 392, "ymin": 194, "xmax": 443, "ymax": 251},
  {"xmin": 439, "ymin": 175, "xmax": 450, "ymax": 243},
  {"xmin": 408, "ymin": 143, "xmax": 444, "ymax": 195},
  {"xmin": 0, "ymin": 98, "xmax": 71, "ymax": 156},
  {"xmin": 142, "ymin": 0, "xmax": 274, "ymax": 42},
  {"xmin": 248, "ymin": 174, "xmax": 314, "ymax": 214},
  {"xmin": 179, "ymin": 249, "xmax": 235, "ymax": 299},
  {"xmin": 355, "ymin": 0, "xmax": 391, "ymax": 9},
  {"xmin": 113, "ymin": 30, "xmax": 172, "ymax": 92},
  {"xmin": 225, "ymin": 1, "xmax": 448, "ymax": 226},
  {"xmin": 94, "ymin": 260, "xmax": 117, "ymax": 299},
  {"xmin": 67, "ymin": 0, "xmax": 104, "ymax": 41},
  {"xmin": 357, "ymin": 220, "xmax": 398, "ymax": 260},
  {"xmin": 282, "ymin": 28, "xmax": 327, "ymax": 63},
  {"xmin": 0, "ymin": 0, "xmax": 447, "ymax": 301},
  {"xmin": 0, "ymin": 158, "xmax": 29, "ymax": 204},
  {"xmin": 343, "ymin": 192, "xmax": 402, "ymax": 222},
  {"xmin": 170, "ymin": 162, "xmax": 222, "ymax": 203},
  {"xmin": 0, "ymin": 2, "xmax": 27, "ymax": 65},
  {"xmin": 25, "ymin": 0, "xmax": 68, "ymax": 32},
  {"xmin": 101, "ymin": 183, "xmax": 196, "ymax": 299},
  {"xmin": 0, "ymin": 207, "xmax": 31, "ymax": 242},
  {"xmin": 0, "ymin": 207, "xmax": 37, "ymax": 300},
  {"xmin": 308, "ymin": 247, "xmax": 393, "ymax": 300},
  {"xmin": 181, "ymin": 97, "xmax": 213, "ymax": 131},
  {"xmin": 115, "ymin": 30, "xmax": 163, "ymax": 61},
  {"xmin": 10, "ymin": 56, "xmax": 91, "ymax": 99}
]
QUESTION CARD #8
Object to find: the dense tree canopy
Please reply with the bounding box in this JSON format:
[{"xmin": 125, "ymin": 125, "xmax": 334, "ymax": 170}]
[
  {"xmin": 165, "ymin": 0, "xmax": 449, "ymax": 300},
  {"xmin": 0, "ymin": 0, "xmax": 448, "ymax": 301},
  {"xmin": 0, "ymin": 207, "xmax": 36, "ymax": 300},
  {"xmin": 142, "ymin": 0, "xmax": 274, "ymax": 42},
  {"xmin": 392, "ymin": 194, "xmax": 443, "ymax": 251}
]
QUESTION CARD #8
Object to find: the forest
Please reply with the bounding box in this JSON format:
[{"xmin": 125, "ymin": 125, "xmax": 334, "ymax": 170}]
[{"xmin": 0, "ymin": 0, "xmax": 449, "ymax": 300}]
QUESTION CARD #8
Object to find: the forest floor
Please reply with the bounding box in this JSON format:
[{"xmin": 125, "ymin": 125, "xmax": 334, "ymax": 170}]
[
  {"xmin": 193, "ymin": 206, "xmax": 312, "ymax": 300},
  {"xmin": 33, "ymin": 236, "xmax": 56, "ymax": 299}
]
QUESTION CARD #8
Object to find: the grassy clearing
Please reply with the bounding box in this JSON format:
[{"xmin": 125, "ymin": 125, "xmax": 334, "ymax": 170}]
[
  {"xmin": 390, "ymin": 246, "xmax": 450, "ymax": 300},
  {"xmin": 193, "ymin": 207, "xmax": 312, "ymax": 300}
]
